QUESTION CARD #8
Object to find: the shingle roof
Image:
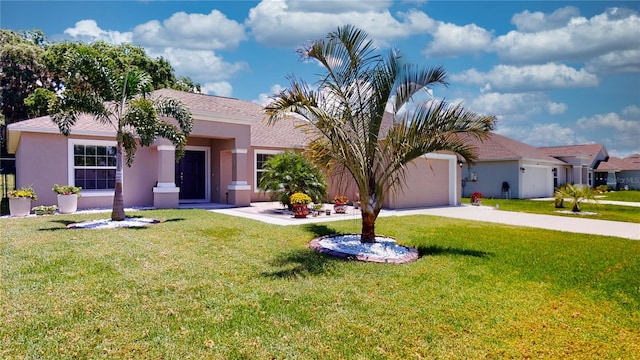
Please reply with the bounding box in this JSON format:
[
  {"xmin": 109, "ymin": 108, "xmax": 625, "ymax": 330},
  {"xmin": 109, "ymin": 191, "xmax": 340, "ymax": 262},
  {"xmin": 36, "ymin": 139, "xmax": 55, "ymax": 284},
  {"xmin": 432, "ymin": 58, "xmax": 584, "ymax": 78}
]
[
  {"xmin": 153, "ymin": 88, "xmax": 263, "ymax": 120},
  {"xmin": 461, "ymin": 132, "xmax": 566, "ymax": 164},
  {"xmin": 251, "ymin": 117, "xmax": 310, "ymax": 148},
  {"xmin": 6, "ymin": 89, "xmax": 312, "ymax": 151},
  {"xmin": 596, "ymin": 154, "xmax": 640, "ymax": 171},
  {"xmin": 539, "ymin": 143, "xmax": 608, "ymax": 161}
]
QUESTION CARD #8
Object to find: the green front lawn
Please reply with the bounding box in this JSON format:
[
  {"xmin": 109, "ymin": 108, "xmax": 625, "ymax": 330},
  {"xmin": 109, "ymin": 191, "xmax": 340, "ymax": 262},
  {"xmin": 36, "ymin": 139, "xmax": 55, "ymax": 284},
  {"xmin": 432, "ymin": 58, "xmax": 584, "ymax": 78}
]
[
  {"xmin": 465, "ymin": 197, "xmax": 640, "ymax": 223},
  {"xmin": 598, "ymin": 189, "xmax": 640, "ymax": 202},
  {"xmin": 2, "ymin": 210, "xmax": 639, "ymax": 359}
]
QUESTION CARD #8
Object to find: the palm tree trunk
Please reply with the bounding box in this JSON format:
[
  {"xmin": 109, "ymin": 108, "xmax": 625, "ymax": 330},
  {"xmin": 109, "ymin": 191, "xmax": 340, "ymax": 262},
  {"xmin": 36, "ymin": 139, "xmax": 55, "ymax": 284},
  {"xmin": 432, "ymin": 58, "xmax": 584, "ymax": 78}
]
[
  {"xmin": 360, "ymin": 207, "xmax": 378, "ymax": 243},
  {"xmin": 111, "ymin": 141, "xmax": 126, "ymax": 221},
  {"xmin": 571, "ymin": 201, "xmax": 580, "ymax": 213}
]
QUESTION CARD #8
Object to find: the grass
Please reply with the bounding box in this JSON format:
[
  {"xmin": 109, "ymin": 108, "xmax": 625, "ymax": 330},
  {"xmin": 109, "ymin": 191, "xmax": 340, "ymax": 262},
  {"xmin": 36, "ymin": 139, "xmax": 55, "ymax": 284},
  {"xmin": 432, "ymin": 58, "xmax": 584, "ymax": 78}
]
[
  {"xmin": 2, "ymin": 209, "xmax": 639, "ymax": 359},
  {"xmin": 466, "ymin": 196, "xmax": 640, "ymax": 223},
  {"xmin": 598, "ymin": 189, "xmax": 640, "ymax": 202}
]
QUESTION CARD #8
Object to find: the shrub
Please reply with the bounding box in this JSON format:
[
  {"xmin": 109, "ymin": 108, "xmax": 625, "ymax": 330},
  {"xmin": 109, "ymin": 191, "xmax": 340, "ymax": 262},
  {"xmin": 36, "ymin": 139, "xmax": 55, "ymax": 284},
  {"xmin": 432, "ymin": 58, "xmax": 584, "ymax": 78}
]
[{"xmin": 258, "ymin": 151, "xmax": 327, "ymax": 208}]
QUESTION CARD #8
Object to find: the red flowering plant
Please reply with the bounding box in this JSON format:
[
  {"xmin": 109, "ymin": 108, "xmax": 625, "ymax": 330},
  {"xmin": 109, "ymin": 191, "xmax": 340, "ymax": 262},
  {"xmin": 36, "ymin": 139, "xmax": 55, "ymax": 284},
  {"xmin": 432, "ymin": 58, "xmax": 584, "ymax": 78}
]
[{"xmin": 470, "ymin": 192, "xmax": 483, "ymax": 204}]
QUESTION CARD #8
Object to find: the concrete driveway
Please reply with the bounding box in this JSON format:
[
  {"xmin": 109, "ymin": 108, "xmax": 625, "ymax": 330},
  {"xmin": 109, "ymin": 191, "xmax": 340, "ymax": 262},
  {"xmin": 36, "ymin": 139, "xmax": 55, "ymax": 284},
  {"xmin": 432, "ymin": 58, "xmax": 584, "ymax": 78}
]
[{"xmin": 209, "ymin": 202, "xmax": 640, "ymax": 241}]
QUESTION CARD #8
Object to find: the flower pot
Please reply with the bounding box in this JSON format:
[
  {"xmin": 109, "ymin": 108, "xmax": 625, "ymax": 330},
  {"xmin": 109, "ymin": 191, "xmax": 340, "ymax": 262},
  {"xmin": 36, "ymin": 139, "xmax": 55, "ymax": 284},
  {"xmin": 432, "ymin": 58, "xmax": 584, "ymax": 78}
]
[
  {"xmin": 9, "ymin": 197, "xmax": 32, "ymax": 217},
  {"xmin": 325, "ymin": 209, "xmax": 331, "ymax": 216},
  {"xmin": 292, "ymin": 203, "xmax": 309, "ymax": 218},
  {"xmin": 57, "ymin": 194, "xmax": 78, "ymax": 214},
  {"xmin": 333, "ymin": 203, "xmax": 347, "ymax": 214}
]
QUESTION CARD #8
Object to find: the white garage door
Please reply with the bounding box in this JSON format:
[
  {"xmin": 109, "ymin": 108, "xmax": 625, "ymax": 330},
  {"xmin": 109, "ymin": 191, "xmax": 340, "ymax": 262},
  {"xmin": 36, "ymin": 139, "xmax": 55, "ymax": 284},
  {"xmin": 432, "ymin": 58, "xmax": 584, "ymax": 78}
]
[{"xmin": 522, "ymin": 166, "xmax": 550, "ymax": 198}]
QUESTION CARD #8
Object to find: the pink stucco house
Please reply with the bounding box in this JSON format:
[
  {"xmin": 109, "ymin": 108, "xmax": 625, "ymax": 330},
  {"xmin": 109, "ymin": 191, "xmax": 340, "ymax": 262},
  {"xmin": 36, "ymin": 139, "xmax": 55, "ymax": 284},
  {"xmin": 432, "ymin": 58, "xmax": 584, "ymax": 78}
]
[{"xmin": 7, "ymin": 89, "xmax": 461, "ymax": 210}]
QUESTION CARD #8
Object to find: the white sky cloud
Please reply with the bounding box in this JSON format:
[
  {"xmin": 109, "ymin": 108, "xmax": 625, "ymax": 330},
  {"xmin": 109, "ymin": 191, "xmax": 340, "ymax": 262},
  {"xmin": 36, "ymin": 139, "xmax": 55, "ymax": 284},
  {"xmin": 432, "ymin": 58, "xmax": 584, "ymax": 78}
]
[
  {"xmin": 511, "ymin": 6, "xmax": 580, "ymax": 32},
  {"xmin": 145, "ymin": 47, "xmax": 248, "ymax": 84},
  {"xmin": 253, "ymin": 84, "xmax": 286, "ymax": 105},
  {"xmin": 577, "ymin": 106, "xmax": 640, "ymax": 136},
  {"xmin": 246, "ymin": 0, "xmax": 433, "ymax": 48},
  {"xmin": 422, "ymin": 22, "xmax": 492, "ymax": 58},
  {"xmin": 492, "ymin": 7, "xmax": 640, "ymax": 64},
  {"xmin": 201, "ymin": 82, "xmax": 233, "ymax": 97},
  {"xmin": 133, "ymin": 10, "xmax": 247, "ymax": 50},
  {"xmin": 468, "ymin": 92, "xmax": 568, "ymax": 121},
  {"xmin": 585, "ymin": 49, "xmax": 640, "ymax": 74},
  {"xmin": 496, "ymin": 123, "xmax": 583, "ymax": 147},
  {"xmin": 63, "ymin": 20, "xmax": 132, "ymax": 44},
  {"xmin": 452, "ymin": 63, "xmax": 598, "ymax": 92}
]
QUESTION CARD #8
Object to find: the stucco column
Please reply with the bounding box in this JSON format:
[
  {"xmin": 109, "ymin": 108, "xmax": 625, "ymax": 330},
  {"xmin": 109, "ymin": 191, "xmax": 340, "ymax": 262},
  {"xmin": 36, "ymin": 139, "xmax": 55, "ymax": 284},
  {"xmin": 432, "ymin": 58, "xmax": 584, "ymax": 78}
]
[
  {"xmin": 227, "ymin": 148, "xmax": 251, "ymax": 206},
  {"xmin": 153, "ymin": 144, "xmax": 179, "ymax": 208}
]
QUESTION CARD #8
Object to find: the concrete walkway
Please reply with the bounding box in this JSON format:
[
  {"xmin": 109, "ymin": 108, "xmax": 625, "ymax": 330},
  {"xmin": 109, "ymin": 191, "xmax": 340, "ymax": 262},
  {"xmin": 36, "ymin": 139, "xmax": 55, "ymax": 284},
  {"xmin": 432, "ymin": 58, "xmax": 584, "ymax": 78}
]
[{"xmin": 210, "ymin": 202, "xmax": 640, "ymax": 241}]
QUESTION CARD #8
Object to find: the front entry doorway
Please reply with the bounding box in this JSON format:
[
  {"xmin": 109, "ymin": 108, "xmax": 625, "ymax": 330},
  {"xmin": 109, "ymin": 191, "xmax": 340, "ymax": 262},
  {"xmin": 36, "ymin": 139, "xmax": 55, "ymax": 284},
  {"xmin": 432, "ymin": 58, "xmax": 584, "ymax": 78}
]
[{"xmin": 175, "ymin": 148, "xmax": 209, "ymax": 201}]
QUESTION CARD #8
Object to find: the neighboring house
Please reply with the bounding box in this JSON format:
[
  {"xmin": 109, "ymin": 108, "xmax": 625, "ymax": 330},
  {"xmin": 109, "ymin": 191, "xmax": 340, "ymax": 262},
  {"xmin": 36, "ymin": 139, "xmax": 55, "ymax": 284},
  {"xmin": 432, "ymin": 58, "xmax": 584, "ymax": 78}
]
[
  {"xmin": 460, "ymin": 133, "xmax": 568, "ymax": 199},
  {"xmin": 539, "ymin": 144, "xmax": 609, "ymax": 189},
  {"xmin": 7, "ymin": 89, "xmax": 461, "ymax": 210},
  {"xmin": 592, "ymin": 154, "xmax": 640, "ymax": 190}
]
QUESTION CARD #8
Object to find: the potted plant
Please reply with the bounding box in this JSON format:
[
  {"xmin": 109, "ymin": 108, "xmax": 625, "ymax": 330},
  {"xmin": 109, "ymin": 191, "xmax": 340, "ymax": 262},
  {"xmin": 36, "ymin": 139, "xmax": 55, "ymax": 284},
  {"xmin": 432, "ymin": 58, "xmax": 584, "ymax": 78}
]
[
  {"xmin": 8, "ymin": 186, "xmax": 37, "ymax": 217},
  {"xmin": 52, "ymin": 184, "xmax": 82, "ymax": 214},
  {"xmin": 32, "ymin": 205, "xmax": 58, "ymax": 216},
  {"xmin": 289, "ymin": 192, "xmax": 312, "ymax": 218},
  {"xmin": 470, "ymin": 191, "xmax": 483, "ymax": 206},
  {"xmin": 333, "ymin": 195, "xmax": 349, "ymax": 213}
]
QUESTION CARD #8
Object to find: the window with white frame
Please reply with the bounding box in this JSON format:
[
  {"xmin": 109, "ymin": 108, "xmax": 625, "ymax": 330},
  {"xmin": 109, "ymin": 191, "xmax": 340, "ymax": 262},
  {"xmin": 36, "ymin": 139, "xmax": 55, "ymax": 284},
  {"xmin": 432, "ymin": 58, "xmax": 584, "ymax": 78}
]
[
  {"xmin": 254, "ymin": 150, "xmax": 282, "ymax": 192},
  {"xmin": 69, "ymin": 140, "xmax": 117, "ymax": 190}
]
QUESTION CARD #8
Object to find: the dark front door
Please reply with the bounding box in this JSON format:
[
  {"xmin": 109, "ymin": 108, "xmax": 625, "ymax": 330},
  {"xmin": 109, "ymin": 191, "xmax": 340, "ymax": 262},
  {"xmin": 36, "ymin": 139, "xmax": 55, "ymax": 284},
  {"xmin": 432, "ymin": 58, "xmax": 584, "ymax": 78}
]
[{"xmin": 175, "ymin": 150, "xmax": 206, "ymax": 200}]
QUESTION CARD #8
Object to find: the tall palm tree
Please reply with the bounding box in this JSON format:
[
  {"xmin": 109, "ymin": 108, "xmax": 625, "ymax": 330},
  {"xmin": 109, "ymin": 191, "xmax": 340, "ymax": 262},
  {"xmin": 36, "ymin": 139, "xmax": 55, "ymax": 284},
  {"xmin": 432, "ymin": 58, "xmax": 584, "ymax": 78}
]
[
  {"xmin": 51, "ymin": 53, "xmax": 193, "ymax": 221},
  {"xmin": 265, "ymin": 25, "xmax": 495, "ymax": 243}
]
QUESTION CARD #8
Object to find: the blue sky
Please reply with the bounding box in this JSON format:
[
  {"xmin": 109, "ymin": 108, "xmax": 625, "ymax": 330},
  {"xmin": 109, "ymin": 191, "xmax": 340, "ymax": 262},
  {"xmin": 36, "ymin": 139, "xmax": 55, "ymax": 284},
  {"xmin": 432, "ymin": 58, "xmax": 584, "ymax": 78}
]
[{"xmin": 2, "ymin": 0, "xmax": 639, "ymax": 157}]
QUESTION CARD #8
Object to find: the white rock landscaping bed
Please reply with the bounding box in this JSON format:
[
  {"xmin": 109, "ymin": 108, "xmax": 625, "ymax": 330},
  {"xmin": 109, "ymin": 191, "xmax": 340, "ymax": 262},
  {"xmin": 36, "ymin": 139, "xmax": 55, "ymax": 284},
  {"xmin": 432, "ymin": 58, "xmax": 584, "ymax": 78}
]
[{"xmin": 309, "ymin": 234, "xmax": 419, "ymax": 263}]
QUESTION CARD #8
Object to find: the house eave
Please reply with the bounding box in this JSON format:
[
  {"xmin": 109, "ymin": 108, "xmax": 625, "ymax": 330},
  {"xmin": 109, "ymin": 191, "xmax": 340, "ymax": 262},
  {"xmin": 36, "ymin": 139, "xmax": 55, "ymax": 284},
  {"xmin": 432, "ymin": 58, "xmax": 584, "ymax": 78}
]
[
  {"xmin": 192, "ymin": 110, "xmax": 257, "ymax": 125},
  {"xmin": 7, "ymin": 125, "xmax": 116, "ymax": 154}
]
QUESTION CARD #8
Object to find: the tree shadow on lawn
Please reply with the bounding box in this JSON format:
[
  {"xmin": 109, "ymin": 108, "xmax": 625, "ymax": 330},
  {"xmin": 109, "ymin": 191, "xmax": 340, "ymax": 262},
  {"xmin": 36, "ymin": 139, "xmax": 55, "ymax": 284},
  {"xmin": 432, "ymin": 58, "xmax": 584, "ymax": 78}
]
[
  {"xmin": 303, "ymin": 223, "xmax": 341, "ymax": 237},
  {"xmin": 37, "ymin": 217, "xmax": 185, "ymax": 231},
  {"xmin": 417, "ymin": 245, "xmax": 492, "ymax": 258},
  {"xmin": 262, "ymin": 248, "xmax": 340, "ymax": 279}
]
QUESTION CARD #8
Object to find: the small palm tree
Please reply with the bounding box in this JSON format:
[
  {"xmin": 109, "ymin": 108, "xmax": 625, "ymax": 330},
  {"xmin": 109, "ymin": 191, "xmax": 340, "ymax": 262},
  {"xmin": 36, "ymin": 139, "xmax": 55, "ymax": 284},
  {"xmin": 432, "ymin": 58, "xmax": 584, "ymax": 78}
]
[
  {"xmin": 258, "ymin": 151, "xmax": 327, "ymax": 209},
  {"xmin": 554, "ymin": 184, "xmax": 597, "ymax": 212},
  {"xmin": 265, "ymin": 25, "xmax": 495, "ymax": 243},
  {"xmin": 51, "ymin": 53, "xmax": 193, "ymax": 221}
]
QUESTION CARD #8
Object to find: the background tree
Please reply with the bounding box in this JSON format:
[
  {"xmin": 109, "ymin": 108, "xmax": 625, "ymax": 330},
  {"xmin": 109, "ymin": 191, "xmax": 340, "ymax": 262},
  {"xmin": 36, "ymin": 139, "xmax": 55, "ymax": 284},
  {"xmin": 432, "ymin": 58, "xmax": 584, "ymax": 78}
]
[
  {"xmin": 51, "ymin": 52, "xmax": 193, "ymax": 221},
  {"xmin": 266, "ymin": 25, "xmax": 495, "ymax": 243},
  {"xmin": 1, "ymin": 29, "xmax": 200, "ymax": 156},
  {"xmin": 258, "ymin": 151, "xmax": 327, "ymax": 209},
  {"xmin": 0, "ymin": 30, "xmax": 52, "ymax": 134}
]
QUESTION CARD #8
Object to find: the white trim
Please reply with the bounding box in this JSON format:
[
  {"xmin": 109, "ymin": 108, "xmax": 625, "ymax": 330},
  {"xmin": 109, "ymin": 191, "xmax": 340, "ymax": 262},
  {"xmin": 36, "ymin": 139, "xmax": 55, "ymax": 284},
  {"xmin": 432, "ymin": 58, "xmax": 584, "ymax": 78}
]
[
  {"xmin": 422, "ymin": 152, "xmax": 458, "ymax": 206},
  {"xmin": 78, "ymin": 190, "xmax": 115, "ymax": 197},
  {"xmin": 231, "ymin": 148, "xmax": 248, "ymax": 154},
  {"xmin": 153, "ymin": 187, "xmax": 180, "ymax": 194},
  {"xmin": 156, "ymin": 182, "xmax": 176, "ymax": 188},
  {"xmin": 157, "ymin": 145, "xmax": 176, "ymax": 151},
  {"xmin": 68, "ymin": 139, "xmax": 118, "ymax": 195},
  {"xmin": 254, "ymin": 149, "xmax": 284, "ymax": 193},
  {"xmin": 227, "ymin": 180, "xmax": 251, "ymax": 191},
  {"xmin": 178, "ymin": 146, "xmax": 211, "ymax": 203}
]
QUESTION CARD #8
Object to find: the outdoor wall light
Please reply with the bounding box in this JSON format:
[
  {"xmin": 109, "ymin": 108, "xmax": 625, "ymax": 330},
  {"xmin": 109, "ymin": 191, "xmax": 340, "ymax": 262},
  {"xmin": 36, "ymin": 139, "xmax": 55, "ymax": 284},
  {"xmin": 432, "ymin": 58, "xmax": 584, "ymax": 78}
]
[{"xmin": 520, "ymin": 167, "xmax": 526, "ymax": 173}]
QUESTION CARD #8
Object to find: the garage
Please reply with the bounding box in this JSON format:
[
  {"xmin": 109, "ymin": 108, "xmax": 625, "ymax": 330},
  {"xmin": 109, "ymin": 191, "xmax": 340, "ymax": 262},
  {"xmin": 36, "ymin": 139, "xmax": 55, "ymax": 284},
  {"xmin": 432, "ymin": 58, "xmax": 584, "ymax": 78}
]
[
  {"xmin": 522, "ymin": 166, "xmax": 552, "ymax": 198},
  {"xmin": 385, "ymin": 153, "xmax": 458, "ymax": 209}
]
